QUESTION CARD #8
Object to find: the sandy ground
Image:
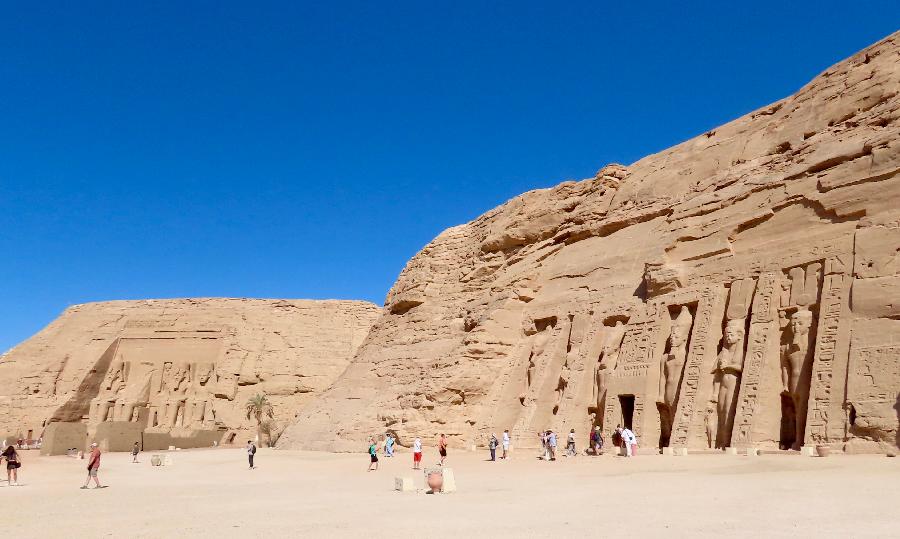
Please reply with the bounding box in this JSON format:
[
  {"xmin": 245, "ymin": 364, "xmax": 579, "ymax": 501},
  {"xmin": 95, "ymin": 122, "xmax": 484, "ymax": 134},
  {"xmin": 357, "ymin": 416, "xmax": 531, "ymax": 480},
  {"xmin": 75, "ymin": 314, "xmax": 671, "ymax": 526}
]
[{"xmin": 2, "ymin": 446, "xmax": 898, "ymax": 538}]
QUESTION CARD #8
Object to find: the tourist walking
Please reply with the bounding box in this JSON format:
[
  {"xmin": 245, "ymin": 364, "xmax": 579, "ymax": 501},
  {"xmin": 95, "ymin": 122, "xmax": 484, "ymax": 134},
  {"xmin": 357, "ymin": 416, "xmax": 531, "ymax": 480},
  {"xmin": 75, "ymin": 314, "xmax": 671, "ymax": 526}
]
[
  {"xmin": 502, "ymin": 429, "xmax": 510, "ymax": 460},
  {"xmin": 539, "ymin": 431, "xmax": 549, "ymax": 460},
  {"xmin": 247, "ymin": 440, "xmax": 257, "ymax": 469},
  {"xmin": 622, "ymin": 427, "xmax": 638, "ymax": 457},
  {"xmin": 385, "ymin": 433, "xmax": 395, "ymax": 457},
  {"xmin": 131, "ymin": 442, "xmax": 140, "ymax": 463},
  {"xmin": 81, "ymin": 442, "xmax": 103, "ymax": 489},
  {"xmin": 591, "ymin": 426, "xmax": 603, "ymax": 455},
  {"xmin": 488, "ymin": 433, "xmax": 499, "ymax": 461},
  {"xmin": 566, "ymin": 429, "xmax": 577, "ymax": 457},
  {"xmin": 368, "ymin": 438, "xmax": 379, "ymax": 471},
  {"xmin": 438, "ymin": 434, "xmax": 448, "ymax": 465},
  {"xmin": 3, "ymin": 445, "xmax": 20, "ymax": 486},
  {"xmin": 548, "ymin": 430, "xmax": 558, "ymax": 461},
  {"xmin": 412, "ymin": 437, "xmax": 422, "ymax": 470}
]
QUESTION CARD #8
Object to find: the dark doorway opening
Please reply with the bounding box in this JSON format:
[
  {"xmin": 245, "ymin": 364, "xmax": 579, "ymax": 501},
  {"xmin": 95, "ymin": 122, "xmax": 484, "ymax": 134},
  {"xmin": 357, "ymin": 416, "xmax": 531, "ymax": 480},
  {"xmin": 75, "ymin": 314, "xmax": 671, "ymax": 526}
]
[
  {"xmin": 619, "ymin": 395, "xmax": 635, "ymax": 430},
  {"xmin": 780, "ymin": 394, "xmax": 796, "ymax": 450}
]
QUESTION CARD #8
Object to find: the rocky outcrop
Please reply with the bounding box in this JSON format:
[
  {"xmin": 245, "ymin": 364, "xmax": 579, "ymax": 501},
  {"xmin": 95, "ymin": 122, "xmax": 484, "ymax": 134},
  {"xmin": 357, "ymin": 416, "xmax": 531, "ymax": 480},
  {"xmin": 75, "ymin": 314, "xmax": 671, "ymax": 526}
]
[
  {"xmin": 279, "ymin": 31, "xmax": 900, "ymax": 453},
  {"xmin": 0, "ymin": 298, "xmax": 380, "ymax": 451}
]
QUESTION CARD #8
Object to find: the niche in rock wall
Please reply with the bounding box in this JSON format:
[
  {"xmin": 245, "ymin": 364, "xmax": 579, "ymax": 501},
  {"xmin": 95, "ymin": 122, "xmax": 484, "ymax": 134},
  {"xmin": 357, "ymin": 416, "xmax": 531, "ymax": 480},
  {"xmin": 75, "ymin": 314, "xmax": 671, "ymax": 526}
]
[
  {"xmin": 591, "ymin": 316, "xmax": 630, "ymax": 417},
  {"xmin": 709, "ymin": 278, "xmax": 756, "ymax": 449},
  {"xmin": 519, "ymin": 316, "xmax": 558, "ymax": 406},
  {"xmin": 657, "ymin": 303, "xmax": 697, "ymax": 448},
  {"xmin": 777, "ymin": 262, "xmax": 822, "ymax": 450}
]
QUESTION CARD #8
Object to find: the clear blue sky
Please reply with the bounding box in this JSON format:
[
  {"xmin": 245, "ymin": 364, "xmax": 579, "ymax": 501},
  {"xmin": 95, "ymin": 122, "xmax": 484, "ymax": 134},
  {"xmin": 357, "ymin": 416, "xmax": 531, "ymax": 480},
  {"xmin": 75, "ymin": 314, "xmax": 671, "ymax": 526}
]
[{"xmin": 1, "ymin": 2, "xmax": 897, "ymax": 352}]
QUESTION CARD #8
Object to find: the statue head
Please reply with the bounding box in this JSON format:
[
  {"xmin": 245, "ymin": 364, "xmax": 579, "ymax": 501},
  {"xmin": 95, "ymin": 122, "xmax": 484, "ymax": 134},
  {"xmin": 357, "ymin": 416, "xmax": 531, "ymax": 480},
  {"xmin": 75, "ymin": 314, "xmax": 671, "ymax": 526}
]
[
  {"xmin": 669, "ymin": 306, "xmax": 693, "ymax": 348},
  {"xmin": 723, "ymin": 319, "xmax": 745, "ymax": 346},
  {"xmin": 790, "ymin": 308, "xmax": 813, "ymax": 338}
]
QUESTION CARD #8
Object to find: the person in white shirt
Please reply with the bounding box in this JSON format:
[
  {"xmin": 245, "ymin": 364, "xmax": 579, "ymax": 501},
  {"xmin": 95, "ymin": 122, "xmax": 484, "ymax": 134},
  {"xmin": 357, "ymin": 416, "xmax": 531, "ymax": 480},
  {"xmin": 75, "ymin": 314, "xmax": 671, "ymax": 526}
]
[
  {"xmin": 412, "ymin": 437, "xmax": 422, "ymax": 470},
  {"xmin": 566, "ymin": 429, "xmax": 577, "ymax": 457},
  {"xmin": 621, "ymin": 428, "xmax": 638, "ymax": 457},
  {"xmin": 502, "ymin": 430, "xmax": 510, "ymax": 460}
]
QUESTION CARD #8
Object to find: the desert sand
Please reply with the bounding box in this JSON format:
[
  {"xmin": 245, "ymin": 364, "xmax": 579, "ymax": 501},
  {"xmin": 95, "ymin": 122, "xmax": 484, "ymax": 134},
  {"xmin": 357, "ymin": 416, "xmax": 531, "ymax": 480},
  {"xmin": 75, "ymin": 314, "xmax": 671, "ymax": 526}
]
[{"xmin": 3, "ymin": 447, "xmax": 898, "ymax": 538}]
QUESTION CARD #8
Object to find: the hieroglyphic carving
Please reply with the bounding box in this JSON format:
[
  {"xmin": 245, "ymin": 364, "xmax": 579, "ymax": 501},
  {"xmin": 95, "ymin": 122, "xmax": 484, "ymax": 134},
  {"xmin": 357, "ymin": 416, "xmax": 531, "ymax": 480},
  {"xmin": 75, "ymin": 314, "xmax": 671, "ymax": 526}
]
[
  {"xmin": 632, "ymin": 396, "xmax": 645, "ymax": 440},
  {"xmin": 805, "ymin": 271, "xmax": 849, "ymax": 444},
  {"xmin": 669, "ymin": 287, "xmax": 718, "ymax": 446},
  {"xmin": 686, "ymin": 231, "xmax": 853, "ymax": 289},
  {"xmin": 850, "ymin": 345, "xmax": 900, "ymax": 401},
  {"xmin": 732, "ymin": 272, "xmax": 778, "ymax": 447}
]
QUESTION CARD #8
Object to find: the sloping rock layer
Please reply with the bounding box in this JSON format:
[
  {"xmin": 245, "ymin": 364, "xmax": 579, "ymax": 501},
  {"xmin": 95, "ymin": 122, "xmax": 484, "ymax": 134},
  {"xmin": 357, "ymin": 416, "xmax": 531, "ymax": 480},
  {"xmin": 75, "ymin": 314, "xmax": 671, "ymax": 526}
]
[{"xmin": 279, "ymin": 31, "xmax": 900, "ymax": 453}]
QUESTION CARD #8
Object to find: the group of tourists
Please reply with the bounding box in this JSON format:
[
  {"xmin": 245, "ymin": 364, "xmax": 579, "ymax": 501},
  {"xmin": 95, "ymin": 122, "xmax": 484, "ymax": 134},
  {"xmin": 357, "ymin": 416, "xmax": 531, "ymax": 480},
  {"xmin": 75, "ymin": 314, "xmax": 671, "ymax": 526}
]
[
  {"xmin": 365, "ymin": 424, "xmax": 639, "ymax": 469},
  {"xmin": 534, "ymin": 425, "xmax": 638, "ymax": 460},
  {"xmin": 487, "ymin": 430, "xmax": 510, "ymax": 461},
  {"xmin": 367, "ymin": 433, "xmax": 450, "ymax": 471}
]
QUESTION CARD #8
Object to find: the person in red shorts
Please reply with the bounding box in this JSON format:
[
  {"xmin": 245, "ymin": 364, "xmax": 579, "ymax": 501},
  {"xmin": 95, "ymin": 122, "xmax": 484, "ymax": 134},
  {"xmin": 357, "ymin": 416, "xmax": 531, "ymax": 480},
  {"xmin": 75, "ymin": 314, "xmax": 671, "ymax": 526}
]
[{"xmin": 412, "ymin": 436, "xmax": 422, "ymax": 470}]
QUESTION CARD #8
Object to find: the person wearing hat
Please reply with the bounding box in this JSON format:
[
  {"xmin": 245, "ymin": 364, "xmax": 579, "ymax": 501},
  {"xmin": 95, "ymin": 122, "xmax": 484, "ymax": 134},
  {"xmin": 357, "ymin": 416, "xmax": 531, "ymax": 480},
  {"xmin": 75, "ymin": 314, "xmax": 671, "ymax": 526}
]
[
  {"xmin": 81, "ymin": 443, "xmax": 103, "ymax": 489},
  {"xmin": 591, "ymin": 426, "xmax": 603, "ymax": 455},
  {"xmin": 488, "ymin": 433, "xmax": 499, "ymax": 461}
]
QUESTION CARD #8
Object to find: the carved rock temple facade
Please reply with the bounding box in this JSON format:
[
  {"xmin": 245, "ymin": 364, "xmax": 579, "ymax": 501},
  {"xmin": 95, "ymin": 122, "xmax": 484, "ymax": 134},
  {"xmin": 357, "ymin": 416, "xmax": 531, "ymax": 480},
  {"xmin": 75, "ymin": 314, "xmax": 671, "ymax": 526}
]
[
  {"xmin": 2, "ymin": 33, "xmax": 898, "ymax": 455},
  {"xmin": 0, "ymin": 299, "xmax": 380, "ymax": 453},
  {"xmin": 278, "ymin": 31, "xmax": 900, "ymax": 454}
]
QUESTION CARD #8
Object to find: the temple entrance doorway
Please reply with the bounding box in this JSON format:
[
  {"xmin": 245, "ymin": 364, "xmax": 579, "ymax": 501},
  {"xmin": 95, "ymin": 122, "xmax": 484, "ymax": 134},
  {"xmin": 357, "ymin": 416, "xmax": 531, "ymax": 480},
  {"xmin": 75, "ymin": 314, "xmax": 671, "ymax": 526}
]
[{"xmin": 619, "ymin": 395, "xmax": 635, "ymax": 430}]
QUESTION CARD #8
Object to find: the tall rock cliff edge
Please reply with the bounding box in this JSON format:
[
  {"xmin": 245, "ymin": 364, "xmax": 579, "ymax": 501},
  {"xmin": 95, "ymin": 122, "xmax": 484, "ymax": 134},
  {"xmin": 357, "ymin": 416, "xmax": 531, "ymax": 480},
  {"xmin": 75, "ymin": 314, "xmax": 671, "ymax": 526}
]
[{"xmin": 278, "ymin": 31, "xmax": 900, "ymax": 453}]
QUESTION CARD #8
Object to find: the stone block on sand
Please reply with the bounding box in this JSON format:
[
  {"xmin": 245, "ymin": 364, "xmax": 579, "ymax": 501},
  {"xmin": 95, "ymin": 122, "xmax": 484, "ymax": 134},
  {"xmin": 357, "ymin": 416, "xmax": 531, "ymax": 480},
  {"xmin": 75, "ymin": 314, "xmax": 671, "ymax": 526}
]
[
  {"xmin": 441, "ymin": 468, "xmax": 457, "ymax": 493},
  {"xmin": 800, "ymin": 446, "xmax": 816, "ymax": 457},
  {"xmin": 394, "ymin": 477, "xmax": 413, "ymax": 492}
]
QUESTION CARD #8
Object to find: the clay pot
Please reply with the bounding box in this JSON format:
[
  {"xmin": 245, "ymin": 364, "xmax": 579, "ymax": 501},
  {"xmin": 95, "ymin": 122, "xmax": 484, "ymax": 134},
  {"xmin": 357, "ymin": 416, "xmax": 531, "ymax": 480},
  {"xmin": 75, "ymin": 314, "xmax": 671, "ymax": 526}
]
[
  {"xmin": 426, "ymin": 472, "xmax": 443, "ymax": 492},
  {"xmin": 815, "ymin": 445, "xmax": 830, "ymax": 457}
]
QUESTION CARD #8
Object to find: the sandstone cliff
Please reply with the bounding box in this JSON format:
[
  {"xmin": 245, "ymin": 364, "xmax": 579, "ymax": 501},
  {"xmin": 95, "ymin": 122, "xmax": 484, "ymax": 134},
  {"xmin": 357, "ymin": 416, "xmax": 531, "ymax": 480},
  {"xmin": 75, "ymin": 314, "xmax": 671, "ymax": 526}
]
[
  {"xmin": 0, "ymin": 298, "xmax": 380, "ymax": 451},
  {"xmin": 279, "ymin": 31, "xmax": 900, "ymax": 453}
]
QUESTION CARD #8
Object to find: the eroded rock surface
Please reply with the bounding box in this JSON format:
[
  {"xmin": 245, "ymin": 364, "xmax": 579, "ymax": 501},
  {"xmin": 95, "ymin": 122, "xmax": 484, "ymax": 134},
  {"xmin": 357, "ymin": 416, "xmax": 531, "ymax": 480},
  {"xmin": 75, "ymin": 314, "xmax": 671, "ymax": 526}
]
[
  {"xmin": 0, "ymin": 299, "xmax": 380, "ymax": 451},
  {"xmin": 279, "ymin": 32, "xmax": 900, "ymax": 453}
]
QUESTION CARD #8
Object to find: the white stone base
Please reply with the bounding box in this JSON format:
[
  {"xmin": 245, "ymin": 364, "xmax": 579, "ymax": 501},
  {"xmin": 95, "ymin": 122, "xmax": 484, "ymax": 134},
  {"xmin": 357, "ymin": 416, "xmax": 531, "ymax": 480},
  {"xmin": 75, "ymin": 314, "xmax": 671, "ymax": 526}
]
[
  {"xmin": 441, "ymin": 468, "xmax": 457, "ymax": 493},
  {"xmin": 725, "ymin": 447, "xmax": 738, "ymax": 455},
  {"xmin": 394, "ymin": 477, "xmax": 413, "ymax": 492},
  {"xmin": 800, "ymin": 446, "xmax": 816, "ymax": 457},
  {"xmin": 662, "ymin": 447, "xmax": 675, "ymax": 456},
  {"xmin": 745, "ymin": 448, "xmax": 760, "ymax": 457}
]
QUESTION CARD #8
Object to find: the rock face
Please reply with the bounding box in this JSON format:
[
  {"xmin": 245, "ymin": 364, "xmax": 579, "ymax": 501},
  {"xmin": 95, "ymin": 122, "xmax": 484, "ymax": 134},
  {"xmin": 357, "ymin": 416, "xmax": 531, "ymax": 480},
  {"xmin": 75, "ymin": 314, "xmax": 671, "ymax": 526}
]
[
  {"xmin": 0, "ymin": 299, "xmax": 380, "ymax": 452},
  {"xmin": 279, "ymin": 32, "xmax": 900, "ymax": 453}
]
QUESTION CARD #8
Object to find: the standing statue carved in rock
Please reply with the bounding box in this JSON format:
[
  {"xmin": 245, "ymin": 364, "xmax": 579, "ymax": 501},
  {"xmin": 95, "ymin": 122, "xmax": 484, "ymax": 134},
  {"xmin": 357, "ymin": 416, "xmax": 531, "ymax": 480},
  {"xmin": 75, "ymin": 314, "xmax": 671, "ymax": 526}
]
[
  {"xmin": 657, "ymin": 306, "xmax": 693, "ymax": 444},
  {"xmin": 519, "ymin": 324, "xmax": 550, "ymax": 406},
  {"xmin": 711, "ymin": 319, "xmax": 746, "ymax": 448},
  {"xmin": 593, "ymin": 321, "xmax": 627, "ymax": 413},
  {"xmin": 781, "ymin": 308, "xmax": 815, "ymax": 449}
]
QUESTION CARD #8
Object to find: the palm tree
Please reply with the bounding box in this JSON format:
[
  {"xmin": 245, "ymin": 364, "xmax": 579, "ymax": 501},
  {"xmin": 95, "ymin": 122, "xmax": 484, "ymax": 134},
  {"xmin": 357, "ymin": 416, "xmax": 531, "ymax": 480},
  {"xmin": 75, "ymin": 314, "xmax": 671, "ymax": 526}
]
[{"xmin": 245, "ymin": 393, "xmax": 274, "ymax": 447}]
